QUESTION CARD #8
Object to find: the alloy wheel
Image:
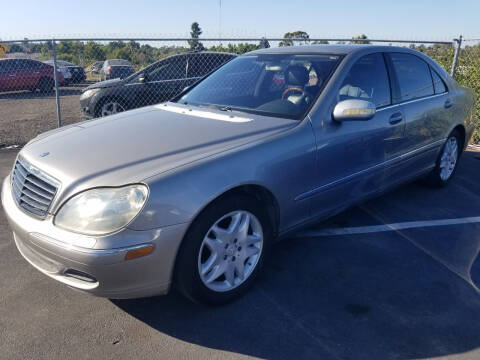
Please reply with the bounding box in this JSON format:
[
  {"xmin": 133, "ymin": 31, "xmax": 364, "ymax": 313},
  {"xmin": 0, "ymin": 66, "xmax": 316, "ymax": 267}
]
[
  {"xmin": 100, "ymin": 101, "xmax": 125, "ymax": 117},
  {"xmin": 198, "ymin": 210, "xmax": 263, "ymax": 292},
  {"xmin": 439, "ymin": 136, "xmax": 458, "ymax": 181}
]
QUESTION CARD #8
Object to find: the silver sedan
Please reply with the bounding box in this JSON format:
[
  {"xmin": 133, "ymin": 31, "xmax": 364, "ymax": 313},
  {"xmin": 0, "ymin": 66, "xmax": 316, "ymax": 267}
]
[{"xmin": 1, "ymin": 45, "xmax": 475, "ymax": 304}]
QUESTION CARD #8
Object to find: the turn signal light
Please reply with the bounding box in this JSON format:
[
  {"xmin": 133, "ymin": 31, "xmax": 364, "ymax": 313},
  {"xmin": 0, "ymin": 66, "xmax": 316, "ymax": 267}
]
[{"xmin": 125, "ymin": 245, "xmax": 154, "ymax": 261}]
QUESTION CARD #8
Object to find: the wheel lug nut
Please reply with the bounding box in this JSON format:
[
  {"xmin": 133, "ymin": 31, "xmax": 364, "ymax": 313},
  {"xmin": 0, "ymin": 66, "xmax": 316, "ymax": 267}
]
[
  {"xmin": 238, "ymin": 246, "xmax": 242, "ymax": 251},
  {"xmin": 232, "ymin": 256, "xmax": 236, "ymax": 261}
]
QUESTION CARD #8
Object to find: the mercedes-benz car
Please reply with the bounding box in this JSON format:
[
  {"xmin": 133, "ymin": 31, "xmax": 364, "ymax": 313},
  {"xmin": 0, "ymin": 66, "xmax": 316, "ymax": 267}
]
[{"xmin": 1, "ymin": 45, "xmax": 475, "ymax": 305}]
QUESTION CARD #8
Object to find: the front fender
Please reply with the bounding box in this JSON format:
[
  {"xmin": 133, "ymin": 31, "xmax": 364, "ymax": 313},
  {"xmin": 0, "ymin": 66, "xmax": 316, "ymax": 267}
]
[{"xmin": 127, "ymin": 121, "xmax": 316, "ymax": 233}]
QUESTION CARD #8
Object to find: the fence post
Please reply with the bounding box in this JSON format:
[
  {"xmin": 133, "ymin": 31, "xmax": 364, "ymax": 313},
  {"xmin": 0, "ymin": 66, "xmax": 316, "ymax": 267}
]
[
  {"xmin": 450, "ymin": 35, "xmax": 462, "ymax": 78},
  {"xmin": 51, "ymin": 39, "xmax": 62, "ymax": 127}
]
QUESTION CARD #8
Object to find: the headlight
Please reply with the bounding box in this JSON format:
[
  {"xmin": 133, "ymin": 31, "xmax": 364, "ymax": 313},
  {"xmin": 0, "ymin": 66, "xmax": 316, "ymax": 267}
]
[
  {"xmin": 80, "ymin": 88, "xmax": 100, "ymax": 100},
  {"xmin": 54, "ymin": 185, "xmax": 148, "ymax": 236}
]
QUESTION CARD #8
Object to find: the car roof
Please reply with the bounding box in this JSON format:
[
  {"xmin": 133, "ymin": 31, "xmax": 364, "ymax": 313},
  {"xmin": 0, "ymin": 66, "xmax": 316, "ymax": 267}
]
[
  {"xmin": 247, "ymin": 44, "xmax": 417, "ymax": 56},
  {"xmin": 185, "ymin": 51, "xmax": 237, "ymax": 57}
]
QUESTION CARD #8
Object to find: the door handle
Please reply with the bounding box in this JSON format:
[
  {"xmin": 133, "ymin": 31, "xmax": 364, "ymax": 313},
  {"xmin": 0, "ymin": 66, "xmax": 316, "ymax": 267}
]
[
  {"xmin": 9, "ymin": 74, "xmax": 16, "ymax": 77},
  {"xmin": 444, "ymin": 99, "xmax": 453, "ymax": 108},
  {"xmin": 389, "ymin": 112, "xmax": 403, "ymax": 125}
]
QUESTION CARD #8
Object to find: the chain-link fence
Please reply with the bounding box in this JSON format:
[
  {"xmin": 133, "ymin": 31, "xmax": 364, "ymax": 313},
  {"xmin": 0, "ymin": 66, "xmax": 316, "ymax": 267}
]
[{"xmin": 0, "ymin": 37, "xmax": 479, "ymax": 147}]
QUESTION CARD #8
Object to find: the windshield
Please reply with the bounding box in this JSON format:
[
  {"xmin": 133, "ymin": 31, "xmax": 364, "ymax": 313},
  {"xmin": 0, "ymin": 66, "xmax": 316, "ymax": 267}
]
[
  {"xmin": 178, "ymin": 53, "xmax": 340, "ymax": 119},
  {"xmin": 108, "ymin": 59, "xmax": 131, "ymax": 66}
]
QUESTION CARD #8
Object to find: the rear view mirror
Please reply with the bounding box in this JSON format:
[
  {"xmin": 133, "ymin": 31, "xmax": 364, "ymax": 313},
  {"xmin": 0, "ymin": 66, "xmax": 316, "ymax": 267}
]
[{"xmin": 333, "ymin": 99, "xmax": 376, "ymax": 121}]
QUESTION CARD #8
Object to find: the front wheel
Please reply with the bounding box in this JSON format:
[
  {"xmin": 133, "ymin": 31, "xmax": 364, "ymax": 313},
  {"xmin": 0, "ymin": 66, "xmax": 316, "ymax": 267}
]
[
  {"xmin": 97, "ymin": 100, "xmax": 126, "ymax": 117},
  {"xmin": 175, "ymin": 195, "xmax": 271, "ymax": 305},
  {"xmin": 424, "ymin": 130, "xmax": 462, "ymax": 187}
]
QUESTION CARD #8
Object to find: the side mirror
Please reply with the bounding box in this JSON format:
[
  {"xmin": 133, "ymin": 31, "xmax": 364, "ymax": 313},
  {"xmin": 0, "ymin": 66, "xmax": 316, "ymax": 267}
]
[
  {"xmin": 138, "ymin": 73, "xmax": 149, "ymax": 83},
  {"xmin": 333, "ymin": 99, "xmax": 376, "ymax": 121}
]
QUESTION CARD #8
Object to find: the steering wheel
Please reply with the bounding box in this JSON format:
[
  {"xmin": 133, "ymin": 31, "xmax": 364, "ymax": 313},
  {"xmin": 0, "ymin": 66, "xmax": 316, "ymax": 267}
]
[{"xmin": 282, "ymin": 87, "xmax": 304, "ymax": 100}]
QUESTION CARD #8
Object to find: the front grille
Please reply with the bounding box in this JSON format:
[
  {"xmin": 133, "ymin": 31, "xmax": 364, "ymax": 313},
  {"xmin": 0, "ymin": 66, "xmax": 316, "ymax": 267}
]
[{"xmin": 11, "ymin": 157, "xmax": 59, "ymax": 218}]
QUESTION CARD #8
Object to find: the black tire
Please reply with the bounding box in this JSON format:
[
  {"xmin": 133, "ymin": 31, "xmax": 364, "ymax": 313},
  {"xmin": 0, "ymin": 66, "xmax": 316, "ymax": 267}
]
[
  {"xmin": 424, "ymin": 129, "xmax": 463, "ymax": 187},
  {"xmin": 175, "ymin": 194, "xmax": 272, "ymax": 305},
  {"xmin": 37, "ymin": 77, "xmax": 54, "ymax": 93}
]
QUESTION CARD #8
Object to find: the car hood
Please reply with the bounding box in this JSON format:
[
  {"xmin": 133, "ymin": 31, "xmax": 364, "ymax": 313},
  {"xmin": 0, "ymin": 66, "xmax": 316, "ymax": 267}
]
[
  {"xmin": 21, "ymin": 103, "xmax": 297, "ymax": 209},
  {"xmin": 84, "ymin": 78, "xmax": 124, "ymax": 90}
]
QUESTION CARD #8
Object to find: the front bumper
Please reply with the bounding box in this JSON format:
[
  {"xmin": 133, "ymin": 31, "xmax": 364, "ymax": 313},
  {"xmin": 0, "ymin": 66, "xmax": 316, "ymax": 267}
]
[
  {"xmin": 79, "ymin": 96, "xmax": 95, "ymax": 119},
  {"xmin": 1, "ymin": 176, "xmax": 189, "ymax": 299}
]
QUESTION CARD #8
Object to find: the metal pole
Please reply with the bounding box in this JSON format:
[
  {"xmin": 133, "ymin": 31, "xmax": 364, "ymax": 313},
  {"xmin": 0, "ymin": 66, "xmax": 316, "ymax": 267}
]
[
  {"xmin": 450, "ymin": 35, "xmax": 462, "ymax": 78},
  {"xmin": 51, "ymin": 39, "xmax": 62, "ymax": 127}
]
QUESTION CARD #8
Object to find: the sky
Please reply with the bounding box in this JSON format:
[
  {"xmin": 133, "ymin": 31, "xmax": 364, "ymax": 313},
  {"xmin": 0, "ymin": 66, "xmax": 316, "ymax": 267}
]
[{"xmin": 1, "ymin": 0, "xmax": 479, "ymax": 42}]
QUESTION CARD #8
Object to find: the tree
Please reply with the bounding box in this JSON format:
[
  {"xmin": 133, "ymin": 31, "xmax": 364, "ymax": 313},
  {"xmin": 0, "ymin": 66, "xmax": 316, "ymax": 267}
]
[
  {"xmin": 279, "ymin": 31, "xmax": 310, "ymax": 46},
  {"xmin": 351, "ymin": 34, "xmax": 370, "ymax": 44},
  {"xmin": 84, "ymin": 41, "xmax": 106, "ymax": 62},
  {"xmin": 188, "ymin": 22, "xmax": 204, "ymax": 51},
  {"xmin": 259, "ymin": 37, "xmax": 270, "ymax": 49},
  {"xmin": 209, "ymin": 43, "xmax": 260, "ymax": 54}
]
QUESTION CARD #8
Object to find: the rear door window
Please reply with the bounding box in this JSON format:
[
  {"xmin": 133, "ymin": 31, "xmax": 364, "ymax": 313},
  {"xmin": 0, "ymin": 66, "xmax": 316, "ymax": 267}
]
[
  {"xmin": 188, "ymin": 54, "xmax": 234, "ymax": 78},
  {"xmin": 21, "ymin": 60, "xmax": 41, "ymax": 69},
  {"xmin": 386, "ymin": 53, "xmax": 434, "ymax": 103},
  {"xmin": 148, "ymin": 56, "xmax": 187, "ymax": 81},
  {"xmin": 339, "ymin": 53, "xmax": 391, "ymax": 108},
  {"xmin": 430, "ymin": 68, "xmax": 447, "ymax": 94}
]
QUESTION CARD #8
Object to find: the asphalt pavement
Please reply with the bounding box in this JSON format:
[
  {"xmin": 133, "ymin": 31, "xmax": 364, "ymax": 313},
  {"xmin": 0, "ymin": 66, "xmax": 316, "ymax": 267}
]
[{"xmin": 1, "ymin": 147, "xmax": 480, "ymax": 360}]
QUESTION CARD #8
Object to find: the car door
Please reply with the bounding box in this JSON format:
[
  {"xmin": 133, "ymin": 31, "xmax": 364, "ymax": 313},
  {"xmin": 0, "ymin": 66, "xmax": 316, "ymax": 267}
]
[
  {"xmin": 139, "ymin": 55, "xmax": 188, "ymax": 105},
  {"xmin": 308, "ymin": 52, "xmax": 405, "ymax": 218},
  {"xmin": 383, "ymin": 52, "xmax": 444, "ymax": 184},
  {"xmin": 22, "ymin": 59, "xmax": 43, "ymax": 89},
  {"xmin": 13, "ymin": 59, "xmax": 31, "ymax": 90},
  {"xmin": 187, "ymin": 53, "xmax": 234, "ymax": 83}
]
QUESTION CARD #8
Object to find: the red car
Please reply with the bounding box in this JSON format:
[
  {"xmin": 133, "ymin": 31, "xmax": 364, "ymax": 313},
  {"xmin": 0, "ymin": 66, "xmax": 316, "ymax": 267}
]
[{"xmin": 0, "ymin": 58, "xmax": 64, "ymax": 93}]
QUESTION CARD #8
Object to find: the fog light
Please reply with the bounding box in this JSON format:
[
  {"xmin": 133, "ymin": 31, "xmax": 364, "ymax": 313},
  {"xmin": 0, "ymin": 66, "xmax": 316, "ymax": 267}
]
[{"xmin": 125, "ymin": 245, "xmax": 154, "ymax": 261}]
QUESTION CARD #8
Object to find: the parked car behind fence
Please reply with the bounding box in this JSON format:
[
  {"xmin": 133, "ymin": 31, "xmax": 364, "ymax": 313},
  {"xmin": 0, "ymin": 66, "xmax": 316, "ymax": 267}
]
[
  {"xmin": 80, "ymin": 51, "xmax": 236, "ymax": 118},
  {"xmin": 44, "ymin": 60, "xmax": 86, "ymax": 84},
  {"xmin": 0, "ymin": 58, "xmax": 64, "ymax": 93},
  {"xmin": 100, "ymin": 59, "xmax": 135, "ymax": 81}
]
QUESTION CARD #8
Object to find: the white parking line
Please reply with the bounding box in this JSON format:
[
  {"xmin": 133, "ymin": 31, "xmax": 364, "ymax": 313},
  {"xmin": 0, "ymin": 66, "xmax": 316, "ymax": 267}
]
[{"xmin": 297, "ymin": 216, "xmax": 480, "ymax": 237}]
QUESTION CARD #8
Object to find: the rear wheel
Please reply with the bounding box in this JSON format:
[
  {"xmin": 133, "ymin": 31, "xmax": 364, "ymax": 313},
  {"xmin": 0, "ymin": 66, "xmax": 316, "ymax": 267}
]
[
  {"xmin": 424, "ymin": 130, "xmax": 462, "ymax": 187},
  {"xmin": 175, "ymin": 195, "xmax": 271, "ymax": 305}
]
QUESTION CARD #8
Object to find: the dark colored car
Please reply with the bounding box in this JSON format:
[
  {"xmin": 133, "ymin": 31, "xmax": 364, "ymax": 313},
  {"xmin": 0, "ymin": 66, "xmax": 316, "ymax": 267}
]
[
  {"xmin": 80, "ymin": 52, "xmax": 236, "ymax": 118},
  {"xmin": 0, "ymin": 58, "xmax": 64, "ymax": 93},
  {"xmin": 100, "ymin": 59, "xmax": 135, "ymax": 81},
  {"xmin": 44, "ymin": 60, "xmax": 86, "ymax": 84}
]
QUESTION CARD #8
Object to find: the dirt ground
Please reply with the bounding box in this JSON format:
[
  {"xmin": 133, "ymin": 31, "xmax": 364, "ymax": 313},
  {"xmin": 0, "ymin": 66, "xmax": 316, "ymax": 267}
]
[{"xmin": 0, "ymin": 83, "xmax": 88, "ymax": 147}]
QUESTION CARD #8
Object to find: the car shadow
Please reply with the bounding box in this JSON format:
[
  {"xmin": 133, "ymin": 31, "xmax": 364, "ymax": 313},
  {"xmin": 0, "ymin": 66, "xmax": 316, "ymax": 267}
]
[{"xmin": 112, "ymin": 226, "xmax": 480, "ymax": 360}]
